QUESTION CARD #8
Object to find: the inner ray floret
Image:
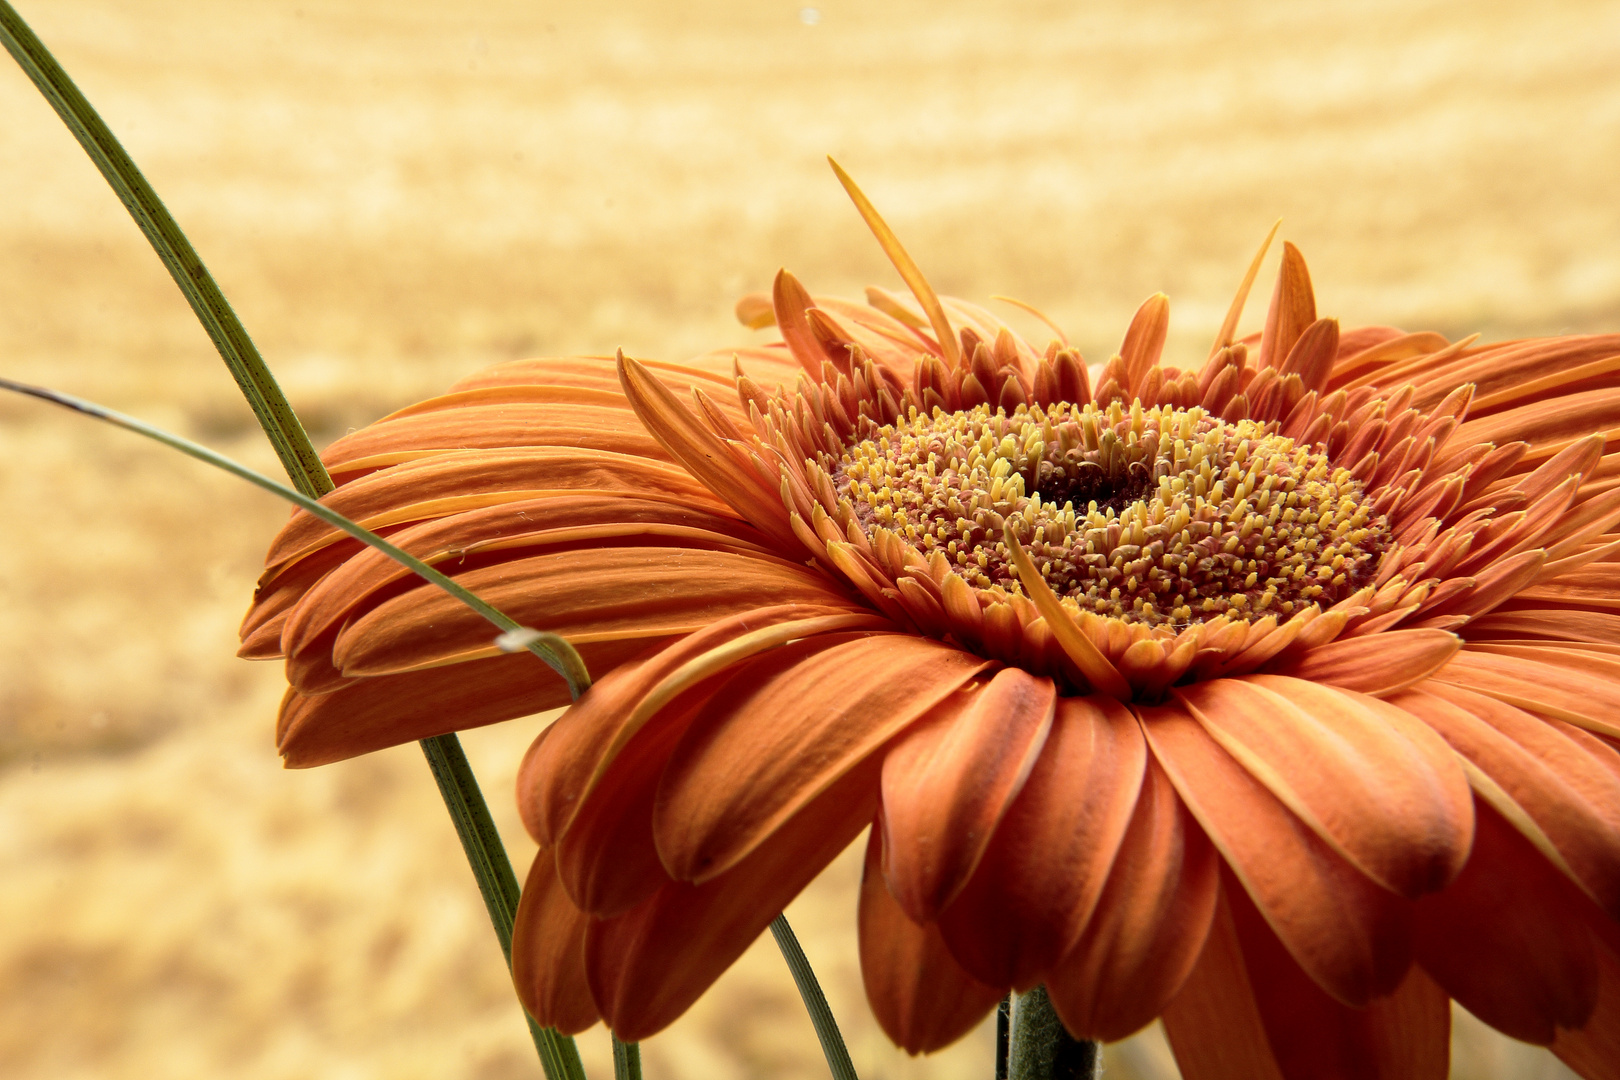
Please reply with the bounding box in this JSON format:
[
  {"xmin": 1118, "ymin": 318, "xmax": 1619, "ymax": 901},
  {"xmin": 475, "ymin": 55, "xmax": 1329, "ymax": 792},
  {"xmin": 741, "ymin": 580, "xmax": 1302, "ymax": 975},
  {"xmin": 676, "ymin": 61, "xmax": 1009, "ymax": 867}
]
[{"xmin": 833, "ymin": 399, "xmax": 1391, "ymax": 627}]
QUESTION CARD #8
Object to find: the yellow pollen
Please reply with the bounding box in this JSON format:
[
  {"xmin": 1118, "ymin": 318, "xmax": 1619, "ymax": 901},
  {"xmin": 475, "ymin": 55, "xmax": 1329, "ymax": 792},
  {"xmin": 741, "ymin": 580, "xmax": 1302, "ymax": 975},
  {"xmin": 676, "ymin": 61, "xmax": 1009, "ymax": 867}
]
[{"xmin": 832, "ymin": 401, "xmax": 1390, "ymax": 627}]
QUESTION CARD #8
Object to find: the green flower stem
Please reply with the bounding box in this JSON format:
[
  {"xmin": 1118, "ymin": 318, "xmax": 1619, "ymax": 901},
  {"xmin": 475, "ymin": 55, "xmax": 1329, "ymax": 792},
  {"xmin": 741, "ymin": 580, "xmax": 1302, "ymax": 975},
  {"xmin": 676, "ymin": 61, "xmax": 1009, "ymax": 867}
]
[
  {"xmin": 0, "ymin": 0, "xmax": 330, "ymax": 498},
  {"xmin": 0, "ymin": 376, "xmax": 590, "ymax": 1077},
  {"xmin": 1007, "ymin": 987, "xmax": 1099, "ymax": 1080},
  {"xmin": 611, "ymin": 1035, "xmax": 643, "ymax": 1080},
  {"xmin": 770, "ymin": 914, "xmax": 860, "ymax": 1080}
]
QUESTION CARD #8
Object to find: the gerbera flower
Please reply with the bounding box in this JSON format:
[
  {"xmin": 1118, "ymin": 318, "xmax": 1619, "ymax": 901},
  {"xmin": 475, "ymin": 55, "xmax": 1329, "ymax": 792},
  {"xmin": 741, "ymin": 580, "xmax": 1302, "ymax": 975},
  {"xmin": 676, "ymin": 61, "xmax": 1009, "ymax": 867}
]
[{"xmin": 241, "ymin": 170, "xmax": 1620, "ymax": 1078}]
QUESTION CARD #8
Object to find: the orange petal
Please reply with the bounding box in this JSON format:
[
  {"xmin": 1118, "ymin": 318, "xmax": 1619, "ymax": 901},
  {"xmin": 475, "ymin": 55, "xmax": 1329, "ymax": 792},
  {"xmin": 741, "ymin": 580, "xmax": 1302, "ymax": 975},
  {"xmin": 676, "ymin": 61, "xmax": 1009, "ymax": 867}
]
[
  {"xmin": 1227, "ymin": 872, "xmax": 1450, "ymax": 1079},
  {"xmin": 1262, "ymin": 628, "xmax": 1460, "ymax": 696},
  {"xmin": 858, "ymin": 825, "xmax": 1005, "ymax": 1054},
  {"xmin": 1257, "ymin": 241, "xmax": 1316, "ymax": 372},
  {"xmin": 282, "ymin": 494, "xmax": 777, "ymax": 659},
  {"xmin": 331, "ymin": 546, "xmax": 856, "ymax": 676},
  {"xmin": 1209, "ymin": 220, "xmax": 1280, "ymax": 357},
  {"xmin": 1141, "ymin": 699, "xmax": 1413, "ymax": 1006},
  {"xmin": 1412, "ymin": 800, "xmax": 1598, "ymax": 1043},
  {"xmin": 1433, "ymin": 649, "xmax": 1620, "ymax": 738},
  {"xmin": 321, "ymin": 402, "xmax": 669, "ymax": 475},
  {"xmin": 653, "ymin": 635, "xmax": 992, "ymax": 882},
  {"xmin": 827, "ymin": 158, "xmax": 958, "ymax": 366},
  {"xmin": 510, "ymin": 848, "xmax": 600, "ymax": 1035},
  {"xmin": 1277, "ymin": 317, "xmax": 1340, "ymax": 396},
  {"xmin": 879, "ymin": 667, "xmax": 1055, "ymax": 920},
  {"xmin": 1552, "ymin": 935, "xmax": 1620, "ymax": 1080},
  {"xmin": 934, "ymin": 697, "xmax": 1147, "ymax": 989},
  {"xmin": 1046, "ymin": 754, "xmax": 1219, "ymax": 1042},
  {"xmin": 1160, "ymin": 886, "xmax": 1287, "ymax": 1080},
  {"xmin": 617, "ymin": 354, "xmax": 805, "ymax": 551},
  {"xmin": 1395, "ymin": 682, "xmax": 1620, "ymax": 916},
  {"xmin": 1176, "ymin": 675, "xmax": 1473, "ymax": 898},
  {"xmin": 277, "ymin": 638, "xmax": 658, "ymax": 767},
  {"xmin": 1119, "ymin": 293, "xmax": 1170, "ymax": 391},
  {"xmin": 584, "ymin": 756, "xmax": 880, "ymax": 1041},
  {"xmin": 519, "ymin": 605, "xmax": 880, "ymax": 846}
]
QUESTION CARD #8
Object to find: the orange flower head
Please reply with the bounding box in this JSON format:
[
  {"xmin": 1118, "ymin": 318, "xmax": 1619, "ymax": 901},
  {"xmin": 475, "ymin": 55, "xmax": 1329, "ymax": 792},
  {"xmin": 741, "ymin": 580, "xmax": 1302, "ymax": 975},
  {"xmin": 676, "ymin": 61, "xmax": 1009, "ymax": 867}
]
[{"xmin": 241, "ymin": 172, "xmax": 1620, "ymax": 1078}]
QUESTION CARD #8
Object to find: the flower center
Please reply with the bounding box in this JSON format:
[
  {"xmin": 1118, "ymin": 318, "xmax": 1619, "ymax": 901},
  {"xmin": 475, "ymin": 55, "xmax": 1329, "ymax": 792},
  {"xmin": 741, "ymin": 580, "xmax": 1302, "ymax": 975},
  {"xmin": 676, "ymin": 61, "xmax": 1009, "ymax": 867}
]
[{"xmin": 834, "ymin": 400, "xmax": 1390, "ymax": 627}]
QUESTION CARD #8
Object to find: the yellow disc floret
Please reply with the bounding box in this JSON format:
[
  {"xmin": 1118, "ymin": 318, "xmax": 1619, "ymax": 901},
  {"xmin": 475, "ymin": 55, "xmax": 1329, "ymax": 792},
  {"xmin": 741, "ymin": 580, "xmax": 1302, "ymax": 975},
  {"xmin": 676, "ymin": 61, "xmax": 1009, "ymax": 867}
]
[{"xmin": 834, "ymin": 400, "xmax": 1389, "ymax": 627}]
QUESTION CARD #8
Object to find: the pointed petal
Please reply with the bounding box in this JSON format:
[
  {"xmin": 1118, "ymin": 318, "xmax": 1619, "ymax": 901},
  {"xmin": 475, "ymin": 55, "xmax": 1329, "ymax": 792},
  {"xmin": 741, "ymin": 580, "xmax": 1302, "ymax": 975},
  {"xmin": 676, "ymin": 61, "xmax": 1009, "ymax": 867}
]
[
  {"xmin": 511, "ymin": 849, "xmax": 600, "ymax": 1035},
  {"xmin": 654, "ymin": 636, "xmax": 992, "ymax": 882},
  {"xmin": 1258, "ymin": 241, "xmax": 1316, "ymax": 371},
  {"xmin": 1278, "ymin": 317, "xmax": 1340, "ymax": 396},
  {"xmin": 1119, "ymin": 293, "xmax": 1170, "ymax": 391},
  {"xmin": 1176, "ymin": 675, "xmax": 1473, "ymax": 898},
  {"xmin": 1228, "ymin": 874, "xmax": 1450, "ymax": 1079},
  {"xmin": 1046, "ymin": 755, "xmax": 1220, "ymax": 1042},
  {"xmin": 880, "ymin": 667, "xmax": 1056, "ymax": 920},
  {"xmin": 1210, "ymin": 220, "xmax": 1280, "ymax": 356},
  {"xmin": 1412, "ymin": 801, "xmax": 1599, "ymax": 1043},
  {"xmin": 1142, "ymin": 699, "xmax": 1413, "ymax": 1006},
  {"xmin": 934, "ymin": 697, "xmax": 1147, "ymax": 989},
  {"xmin": 584, "ymin": 756, "xmax": 880, "ymax": 1041},
  {"xmin": 1160, "ymin": 887, "xmax": 1287, "ymax": 1080},
  {"xmin": 828, "ymin": 158, "xmax": 958, "ymax": 365},
  {"xmin": 858, "ymin": 825, "xmax": 1005, "ymax": 1054},
  {"xmin": 617, "ymin": 354, "xmax": 805, "ymax": 551}
]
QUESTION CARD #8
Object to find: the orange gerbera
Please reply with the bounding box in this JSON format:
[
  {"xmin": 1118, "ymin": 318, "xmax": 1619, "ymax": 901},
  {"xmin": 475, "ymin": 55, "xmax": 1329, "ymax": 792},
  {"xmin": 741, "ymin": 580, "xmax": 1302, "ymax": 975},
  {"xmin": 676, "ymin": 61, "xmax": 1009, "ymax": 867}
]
[{"xmin": 242, "ymin": 179, "xmax": 1620, "ymax": 1077}]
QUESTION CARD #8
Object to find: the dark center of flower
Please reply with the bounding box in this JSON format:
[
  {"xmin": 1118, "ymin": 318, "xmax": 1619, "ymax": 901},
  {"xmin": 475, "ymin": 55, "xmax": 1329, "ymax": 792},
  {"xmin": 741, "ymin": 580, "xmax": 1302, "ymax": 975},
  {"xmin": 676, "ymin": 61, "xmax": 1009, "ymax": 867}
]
[{"xmin": 834, "ymin": 400, "xmax": 1390, "ymax": 627}]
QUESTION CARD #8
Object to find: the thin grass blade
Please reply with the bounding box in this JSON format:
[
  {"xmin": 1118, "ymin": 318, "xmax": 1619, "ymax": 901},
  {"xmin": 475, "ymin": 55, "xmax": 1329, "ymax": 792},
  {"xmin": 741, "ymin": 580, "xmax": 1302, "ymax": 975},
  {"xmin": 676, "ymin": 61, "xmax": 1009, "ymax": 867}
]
[{"xmin": 771, "ymin": 914, "xmax": 860, "ymax": 1080}]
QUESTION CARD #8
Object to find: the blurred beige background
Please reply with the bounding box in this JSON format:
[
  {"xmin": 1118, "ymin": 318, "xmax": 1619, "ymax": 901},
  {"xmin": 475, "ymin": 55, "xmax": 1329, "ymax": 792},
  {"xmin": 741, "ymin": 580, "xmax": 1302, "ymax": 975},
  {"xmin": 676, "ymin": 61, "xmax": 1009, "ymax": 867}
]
[{"xmin": 1, "ymin": 1, "xmax": 1616, "ymax": 1077}]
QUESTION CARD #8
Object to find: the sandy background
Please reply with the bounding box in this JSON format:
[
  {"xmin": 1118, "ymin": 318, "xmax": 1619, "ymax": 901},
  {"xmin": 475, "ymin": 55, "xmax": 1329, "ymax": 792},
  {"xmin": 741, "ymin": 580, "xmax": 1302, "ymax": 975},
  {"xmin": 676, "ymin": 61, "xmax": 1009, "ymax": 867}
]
[{"xmin": 1, "ymin": 1, "xmax": 1617, "ymax": 1077}]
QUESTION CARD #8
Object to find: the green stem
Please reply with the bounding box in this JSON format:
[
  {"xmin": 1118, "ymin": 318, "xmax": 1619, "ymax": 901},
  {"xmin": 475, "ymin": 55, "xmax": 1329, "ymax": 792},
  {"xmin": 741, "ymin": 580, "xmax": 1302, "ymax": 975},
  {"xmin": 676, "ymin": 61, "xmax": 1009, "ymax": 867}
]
[
  {"xmin": 612, "ymin": 1035, "xmax": 643, "ymax": 1080},
  {"xmin": 770, "ymin": 915, "xmax": 859, "ymax": 1080},
  {"xmin": 0, "ymin": 0, "xmax": 330, "ymax": 497},
  {"xmin": 1007, "ymin": 987, "xmax": 1099, "ymax": 1080}
]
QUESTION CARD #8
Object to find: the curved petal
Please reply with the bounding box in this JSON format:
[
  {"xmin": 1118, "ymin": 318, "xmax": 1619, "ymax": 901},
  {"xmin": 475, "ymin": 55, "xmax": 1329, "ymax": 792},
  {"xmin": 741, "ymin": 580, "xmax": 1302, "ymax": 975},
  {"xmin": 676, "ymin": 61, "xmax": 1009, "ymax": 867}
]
[
  {"xmin": 510, "ymin": 848, "xmax": 599, "ymax": 1035},
  {"xmin": 583, "ymin": 756, "xmax": 880, "ymax": 1041},
  {"xmin": 277, "ymin": 637, "xmax": 660, "ymax": 767},
  {"xmin": 1433, "ymin": 649, "xmax": 1620, "ymax": 738},
  {"xmin": 933, "ymin": 697, "xmax": 1147, "ymax": 989},
  {"xmin": 1262, "ymin": 629, "xmax": 1461, "ymax": 696},
  {"xmin": 282, "ymin": 494, "xmax": 779, "ymax": 660},
  {"xmin": 1141, "ymin": 699, "xmax": 1413, "ymax": 1006},
  {"xmin": 1394, "ymin": 682, "xmax": 1620, "ymax": 916},
  {"xmin": 331, "ymin": 547, "xmax": 857, "ymax": 677},
  {"xmin": 1046, "ymin": 754, "xmax": 1219, "ymax": 1042},
  {"xmin": 1176, "ymin": 675, "xmax": 1473, "ymax": 898},
  {"xmin": 1160, "ymin": 886, "xmax": 1287, "ymax": 1080},
  {"xmin": 1227, "ymin": 873, "xmax": 1450, "ymax": 1080},
  {"xmin": 259, "ymin": 446, "xmax": 721, "ymax": 577},
  {"xmin": 858, "ymin": 824, "xmax": 1004, "ymax": 1054},
  {"xmin": 653, "ymin": 635, "xmax": 992, "ymax": 882},
  {"xmin": 879, "ymin": 667, "xmax": 1055, "ymax": 920},
  {"xmin": 518, "ymin": 604, "xmax": 885, "ymax": 845},
  {"xmin": 553, "ymin": 627, "xmax": 886, "ymax": 918},
  {"xmin": 1412, "ymin": 800, "xmax": 1599, "ymax": 1044},
  {"xmin": 322, "ymin": 402, "xmax": 671, "ymax": 474},
  {"xmin": 1553, "ymin": 935, "xmax": 1620, "ymax": 1080}
]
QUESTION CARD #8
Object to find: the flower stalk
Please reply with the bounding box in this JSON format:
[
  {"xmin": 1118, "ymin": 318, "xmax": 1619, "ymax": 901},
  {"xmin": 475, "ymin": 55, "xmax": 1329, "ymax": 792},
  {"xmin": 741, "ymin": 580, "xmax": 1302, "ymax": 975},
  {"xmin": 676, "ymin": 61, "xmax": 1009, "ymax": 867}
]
[{"xmin": 1007, "ymin": 987, "xmax": 1099, "ymax": 1080}]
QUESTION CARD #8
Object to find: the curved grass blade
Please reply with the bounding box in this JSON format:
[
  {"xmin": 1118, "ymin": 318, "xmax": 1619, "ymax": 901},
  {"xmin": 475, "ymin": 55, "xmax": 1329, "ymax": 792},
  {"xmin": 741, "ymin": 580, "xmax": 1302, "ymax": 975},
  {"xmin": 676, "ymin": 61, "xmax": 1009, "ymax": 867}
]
[
  {"xmin": 0, "ymin": 0, "xmax": 330, "ymax": 497},
  {"xmin": 0, "ymin": 376, "xmax": 589, "ymax": 1078},
  {"xmin": 770, "ymin": 914, "xmax": 859, "ymax": 1080}
]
